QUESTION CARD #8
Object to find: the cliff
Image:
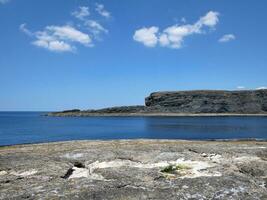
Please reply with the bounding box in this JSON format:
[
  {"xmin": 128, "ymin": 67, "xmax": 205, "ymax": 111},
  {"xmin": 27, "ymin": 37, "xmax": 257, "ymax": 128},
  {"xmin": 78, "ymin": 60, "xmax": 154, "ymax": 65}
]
[
  {"xmin": 48, "ymin": 89, "xmax": 267, "ymax": 116},
  {"xmin": 145, "ymin": 89, "xmax": 267, "ymax": 114}
]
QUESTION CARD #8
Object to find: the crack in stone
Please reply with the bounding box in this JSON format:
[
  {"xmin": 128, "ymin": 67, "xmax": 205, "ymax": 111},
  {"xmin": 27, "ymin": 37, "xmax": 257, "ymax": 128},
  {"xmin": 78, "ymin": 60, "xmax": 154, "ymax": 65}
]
[{"xmin": 61, "ymin": 168, "xmax": 74, "ymax": 179}]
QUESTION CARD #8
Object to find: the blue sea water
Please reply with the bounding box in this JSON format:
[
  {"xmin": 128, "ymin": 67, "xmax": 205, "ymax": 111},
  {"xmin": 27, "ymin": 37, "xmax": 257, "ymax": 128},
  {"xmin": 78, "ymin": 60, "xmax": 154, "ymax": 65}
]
[{"xmin": 0, "ymin": 112, "xmax": 267, "ymax": 146}]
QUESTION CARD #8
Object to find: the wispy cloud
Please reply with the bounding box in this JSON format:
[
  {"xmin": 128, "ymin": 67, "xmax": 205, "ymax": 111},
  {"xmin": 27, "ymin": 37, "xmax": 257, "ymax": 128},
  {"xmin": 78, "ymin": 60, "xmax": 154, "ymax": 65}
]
[
  {"xmin": 84, "ymin": 20, "xmax": 108, "ymax": 37},
  {"xmin": 219, "ymin": 34, "xmax": 235, "ymax": 43},
  {"xmin": 20, "ymin": 24, "xmax": 92, "ymax": 52},
  {"xmin": 256, "ymin": 86, "xmax": 267, "ymax": 90},
  {"xmin": 0, "ymin": 0, "xmax": 9, "ymax": 4},
  {"xmin": 237, "ymin": 86, "xmax": 246, "ymax": 90},
  {"xmin": 33, "ymin": 39, "xmax": 74, "ymax": 52},
  {"xmin": 71, "ymin": 4, "xmax": 109, "ymax": 39},
  {"xmin": 95, "ymin": 3, "xmax": 111, "ymax": 18},
  {"xmin": 19, "ymin": 24, "xmax": 33, "ymax": 36},
  {"xmin": 133, "ymin": 11, "xmax": 219, "ymax": 49},
  {"xmin": 72, "ymin": 6, "xmax": 90, "ymax": 20},
  {"xmin": 20, "ymin": 3, "xmax": 111, "ymax": 53}
]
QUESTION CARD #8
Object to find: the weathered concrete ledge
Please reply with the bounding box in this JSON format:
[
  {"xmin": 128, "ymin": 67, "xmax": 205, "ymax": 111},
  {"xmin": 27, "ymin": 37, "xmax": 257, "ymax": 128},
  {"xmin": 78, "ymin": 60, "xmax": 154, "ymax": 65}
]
[{"xmin": 0, "ymin": 140, "xmax": 267, "ymax": 199}]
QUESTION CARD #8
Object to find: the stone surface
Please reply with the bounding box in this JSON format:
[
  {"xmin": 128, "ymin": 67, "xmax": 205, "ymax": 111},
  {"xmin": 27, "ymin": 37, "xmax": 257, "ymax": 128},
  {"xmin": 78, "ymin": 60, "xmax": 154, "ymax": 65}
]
[{"xmin": 0, "ymin": 140, "xmax": 267, "ymax": 199}]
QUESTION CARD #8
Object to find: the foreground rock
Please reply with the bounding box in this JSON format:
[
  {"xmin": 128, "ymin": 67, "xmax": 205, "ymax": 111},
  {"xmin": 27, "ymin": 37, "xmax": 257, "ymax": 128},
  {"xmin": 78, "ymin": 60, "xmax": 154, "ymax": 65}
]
[
  {"xmin": 48, "ymin": 89, "xmax": 267, "ymax": 116},
  {"xmin": 0, "ymin": 140, "xmax": 267, "ymax": 199}
]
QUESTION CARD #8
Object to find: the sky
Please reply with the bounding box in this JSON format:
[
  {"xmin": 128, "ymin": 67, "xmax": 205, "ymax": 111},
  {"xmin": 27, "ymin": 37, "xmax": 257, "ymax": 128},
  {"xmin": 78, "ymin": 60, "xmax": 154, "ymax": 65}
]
[{"xmin": 0, "ymin": 0, "xmax": 267, "ymax": 111}]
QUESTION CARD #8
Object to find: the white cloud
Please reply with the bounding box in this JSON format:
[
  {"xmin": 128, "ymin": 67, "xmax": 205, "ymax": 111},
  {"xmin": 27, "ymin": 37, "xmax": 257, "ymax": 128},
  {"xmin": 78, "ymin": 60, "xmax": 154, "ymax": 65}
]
[
  {"xmin": 20, "ymin": 4, "xmax": 111, "ymax": 53},
  {"xmin": 33, "ymin": 40, "xmax": 73, "ymax": 52},
  {"xmin": 72, "ymin": 6, "xmax": 90, "ymax": 20},
  {"xmin": 84, "ymin": 20, "xmax": 108, "ymax": 36},
  {"xmin": 199, "ymin": 11, "xmax": 219, "ymax": 27},
  {"xmin": 45, "ymin": 25, "xmax": 91, "ymax": 45},
  {"xmin": 20, "ymin": 24, "xmax": 92, "ymax": 53},
  {"xmin": 219, "ymin": 34, "xmax": 235, "ymax": 43},
  {"xmin": 256, "ymin": 87, "xmax": 267, "ymax": 90},
  {"xmin": 159, "ymin": 24, "xmax": 196, "ymax": 48},
  {"xmin": 159, "ymin": 34, "xmax": 170, "ymax": 46},
  {"xmin": 133, "ymin": 27, "xmax": 159, "ymax": 47},
  {"xmin": 71, "ymin": 6, "xmax": 109, "ymax": 39},
  {"xmin": 95, "ymin": 3, "xmax": 111, "ymax": 18},
  {"xmin": 133, "ymin": 11, "xmax": 219, "ymax": 49},
  {"xmin": 19, "ymin": 24, "xmax": 33, "ymax": 36},
  {"xmin": 0, "ymin": 0, "xmax": 9, "ymax": 4},
  {"xmin": 237, "ymin": 86, "xmax": 246, "ymax": 90}
]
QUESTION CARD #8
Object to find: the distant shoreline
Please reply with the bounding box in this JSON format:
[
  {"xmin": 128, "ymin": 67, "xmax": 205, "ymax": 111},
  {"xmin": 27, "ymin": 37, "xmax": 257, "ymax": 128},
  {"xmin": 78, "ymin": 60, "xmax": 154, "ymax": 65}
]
[
  {"xmin": 47, "ymin": 112, "xmax": 267, "ymax": 117},
  {"xmin": 1, "ymin": 138, "xmax": 267, "ymax": 148}
]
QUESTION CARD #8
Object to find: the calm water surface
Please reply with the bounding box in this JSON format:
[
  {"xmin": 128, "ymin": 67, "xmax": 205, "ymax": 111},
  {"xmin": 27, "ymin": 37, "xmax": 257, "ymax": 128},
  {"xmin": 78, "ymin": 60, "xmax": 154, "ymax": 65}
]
[{"xmin": 0, "ymin": 112, "xmax": 267, "ymax": 146}]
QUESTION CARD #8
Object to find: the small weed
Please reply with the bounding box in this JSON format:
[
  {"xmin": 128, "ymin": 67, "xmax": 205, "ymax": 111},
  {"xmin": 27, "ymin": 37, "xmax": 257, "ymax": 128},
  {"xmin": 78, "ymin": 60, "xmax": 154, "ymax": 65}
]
[
  {"xmin": 160, "ymin": 164, "xmax": 191, "ymax": 175},
  {"xmin": 160, "ymin": 165, "xmax": 176, "ymax": 174},
  {"xmin": 175, "ymin": 164, "xmax": 191, "ymax": 170}
]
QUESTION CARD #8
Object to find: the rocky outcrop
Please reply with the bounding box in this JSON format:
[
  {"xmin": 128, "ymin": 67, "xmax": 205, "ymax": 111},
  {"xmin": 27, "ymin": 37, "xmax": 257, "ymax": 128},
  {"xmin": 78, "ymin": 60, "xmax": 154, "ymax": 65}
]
[
  {"xmin": 86, "ymin": 106, "xmax": 147, "ymax": 114},
  {"xmin": 48, "ymin": 89, "xmax": 267, "ymax": 116},
  {"xmin": 48, "ymin": 106, "xmax": 148, "ymax": 117},
  {"xmin": 145, "ymin": 90, "xmax": 267, "ymax": 113},
  {"xmin": 0, "ymin": 140, "xmax": 267, "ymax": 199}
]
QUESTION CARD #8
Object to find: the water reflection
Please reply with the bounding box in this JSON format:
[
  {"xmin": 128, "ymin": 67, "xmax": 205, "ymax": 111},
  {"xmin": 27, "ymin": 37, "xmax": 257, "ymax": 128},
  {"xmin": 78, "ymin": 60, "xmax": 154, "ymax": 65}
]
[{"xmin": 143, "ymin": 117, "xmax": 267, "ymax": 139}]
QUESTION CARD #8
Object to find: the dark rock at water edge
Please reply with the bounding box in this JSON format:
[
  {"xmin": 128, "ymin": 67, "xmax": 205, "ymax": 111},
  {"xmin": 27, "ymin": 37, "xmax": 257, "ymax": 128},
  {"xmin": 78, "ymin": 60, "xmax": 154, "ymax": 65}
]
[{"xmin": 61, "ymin": 109, "xmax": 81, "ymax": 113}]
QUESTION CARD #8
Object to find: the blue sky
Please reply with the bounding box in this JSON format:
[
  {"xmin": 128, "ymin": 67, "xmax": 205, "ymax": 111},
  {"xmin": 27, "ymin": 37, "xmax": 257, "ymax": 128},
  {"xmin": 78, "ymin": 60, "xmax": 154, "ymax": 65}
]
[{"xmin": 0, "ymin": 0, "xmax": 267, "ymax": 111}]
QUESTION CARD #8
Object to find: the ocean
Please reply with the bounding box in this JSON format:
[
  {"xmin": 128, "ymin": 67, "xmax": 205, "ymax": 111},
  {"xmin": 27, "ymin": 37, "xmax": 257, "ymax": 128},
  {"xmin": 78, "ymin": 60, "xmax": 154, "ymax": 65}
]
[{"xmin": 0, "ymin": 112, "xmax": 267, "ymax": 146}]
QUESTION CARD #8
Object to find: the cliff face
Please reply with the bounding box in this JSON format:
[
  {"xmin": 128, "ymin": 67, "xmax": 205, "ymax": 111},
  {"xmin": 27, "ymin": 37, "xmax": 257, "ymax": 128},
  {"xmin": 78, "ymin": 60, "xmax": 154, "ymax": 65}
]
[
  {"xmin": 145, "ymin": 90, "xmax": 267, "ymax": 113},
  {"xmin": 48, "ymin": 89, "xmax": 267, "ymax": 116}
]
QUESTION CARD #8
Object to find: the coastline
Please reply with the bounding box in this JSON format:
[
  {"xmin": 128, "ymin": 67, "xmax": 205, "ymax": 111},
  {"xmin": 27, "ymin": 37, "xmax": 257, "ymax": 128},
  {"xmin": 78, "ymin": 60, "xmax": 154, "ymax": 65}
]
[
  {"xmin": 47, "ymin": 112, "xmax": 267, "ymax": 117},
  {"xmin": 1, "ymin": 138, "xmax": 267, "ymax": 148}
]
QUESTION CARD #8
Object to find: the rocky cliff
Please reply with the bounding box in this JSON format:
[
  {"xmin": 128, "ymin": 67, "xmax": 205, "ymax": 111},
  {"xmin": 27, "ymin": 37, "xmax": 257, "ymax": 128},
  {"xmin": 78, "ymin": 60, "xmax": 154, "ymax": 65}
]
[
  {"xmin": 145, "ymin": 90, "xmax": 267, "ymax": 114},
  {"xmin": 48, "ymin": 89, "xmax": 267, "ymax": 116}
]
